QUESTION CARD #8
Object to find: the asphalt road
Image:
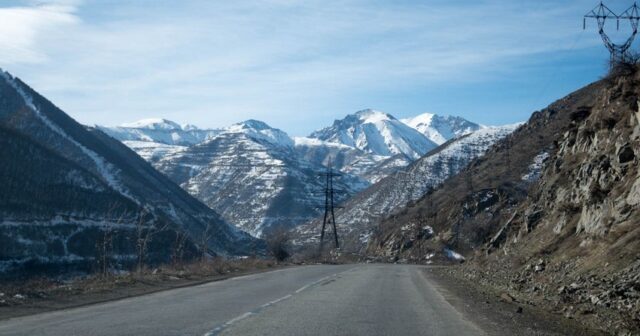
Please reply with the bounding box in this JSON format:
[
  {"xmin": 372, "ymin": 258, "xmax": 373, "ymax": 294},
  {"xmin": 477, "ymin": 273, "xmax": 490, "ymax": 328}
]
[{"xmin": 0, "ymin": 264, "xmax": 485, "ymax": 336}]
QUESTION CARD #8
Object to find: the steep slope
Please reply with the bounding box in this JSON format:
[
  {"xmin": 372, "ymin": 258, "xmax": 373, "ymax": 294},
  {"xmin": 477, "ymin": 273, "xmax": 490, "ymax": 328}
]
[
  {"xmin": 367, "ymin": 70, "xmax": 640, "ymax": 332},
  {"xmin": 401, "ymin": 113, "xmax": 481, "ymax": 145},
  {"xmin": 293, "ymin": 124, "xmax": 518, "ymax": 252},
  {"xmin": 152, "ymin": 120, "xmax": 368, "ymax": 237},
  {"xmin": 0, "ymin": 71, "xmax": 259, "ymax": 276},
  {"xmin": 309, "ymin": 109, "xmax": 438, "ymax": 159}
]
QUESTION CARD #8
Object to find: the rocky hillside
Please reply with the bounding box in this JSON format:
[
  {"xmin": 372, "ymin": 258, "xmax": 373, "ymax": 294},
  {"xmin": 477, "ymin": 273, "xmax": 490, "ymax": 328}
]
[
  {"xmin": 293, "ymin": 124, "xmax": 518, "ymax": 252},
  {"xmin": 0, "ymin": 71, "xmax": 260, "ymax": 277},
  {"xmin": 367, "ymin": 69, "xmax": 640, "ymax": 333}
]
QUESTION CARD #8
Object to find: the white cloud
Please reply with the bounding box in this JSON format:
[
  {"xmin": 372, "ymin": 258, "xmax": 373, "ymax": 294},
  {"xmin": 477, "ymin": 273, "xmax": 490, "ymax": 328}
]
[
  {"xmin": 0, "ymin": 1, "xmax": 79, "ymax": 64},
  {"xmin": 0, "ymin": 1, "xmax": 611, "ymax": 134}
]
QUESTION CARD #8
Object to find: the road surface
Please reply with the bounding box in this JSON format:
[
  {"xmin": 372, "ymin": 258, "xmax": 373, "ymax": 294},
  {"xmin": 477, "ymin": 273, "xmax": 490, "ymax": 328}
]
[{"xmin": 0, "ymin": 264, "xmax": 485, "ymax": 336}]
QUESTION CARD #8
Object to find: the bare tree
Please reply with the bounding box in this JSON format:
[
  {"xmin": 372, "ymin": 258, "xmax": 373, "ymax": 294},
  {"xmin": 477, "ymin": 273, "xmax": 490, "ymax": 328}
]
[
  {"xmin": 265, "ymin": 228, "xmax": 291, "ymax": 262},
  {"xmin": 171, "ymin": 229, "xmax": 189, "ymax": 266},
  {"xmin": 199, "ymin": 222, "xmax": 214, "ymax": 261},
  {"xmin": 135, "ymin": 209, "xmax": 168, "ymax": 273},
  {"xmin": 95, "ymin": 204, "xmax": 125, "ymax": 277},
  {"xmin": 96, "ymin": 225, "xmax": 115, "ymax": 278}
]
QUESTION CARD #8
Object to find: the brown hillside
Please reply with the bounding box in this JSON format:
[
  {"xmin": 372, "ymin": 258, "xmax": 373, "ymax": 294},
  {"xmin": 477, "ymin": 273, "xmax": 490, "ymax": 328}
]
[{"xmin": 367, "ymin": 68, "xmax": 639, "ymax": 333}]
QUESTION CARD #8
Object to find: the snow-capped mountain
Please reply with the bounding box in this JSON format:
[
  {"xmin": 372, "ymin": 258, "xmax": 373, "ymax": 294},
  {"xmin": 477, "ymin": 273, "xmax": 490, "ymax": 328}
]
[
  {"xmin": 296, "ymin": 109, "xmax": 481, "ymax": 183},
  {"xmin": 103, "ymin": 109, "xmax": 488, "ymax": 236},
  {"xmin": 293, "ymin": 123, "xmax": 521, "ymax": 252},
  {"xmin": 97, "ymin": 120, "xmax": 221, "ymax": 161},
  {"xmin": 309, "ymin": 109, "xmax": 438, "ymax": 159},
  {"xmin": 401, "ymin": 113, "xmax": 481, "ymax": 145},
  {"xmin": 98, "ymin": 119, "xmax": 220, "ymax": 145},
  {"xmin": 139, "ymin": 120, "xmax": 368, "ymax": 237},
  {"xmin": 0, "ymin": 71, "xmax": 260, "ymax": 276}
]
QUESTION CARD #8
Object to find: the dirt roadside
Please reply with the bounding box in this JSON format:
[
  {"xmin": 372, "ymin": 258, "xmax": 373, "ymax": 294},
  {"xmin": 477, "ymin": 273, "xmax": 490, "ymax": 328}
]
[
  {"xmin": 0, "ymin": 261, "xmax": 295, "ymax": 321},
  {"xmin": 423, "ymin": 266, "xmax": 608, "ymax": 336}
]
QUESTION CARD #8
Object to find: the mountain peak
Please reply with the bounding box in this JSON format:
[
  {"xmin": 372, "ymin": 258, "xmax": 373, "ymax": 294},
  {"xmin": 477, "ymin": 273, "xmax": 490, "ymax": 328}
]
[
  {"xmin": 232, "ymin": 119, "xmax": 273, "ymax": 131},
  {"xmin": 182, "ymin": 123, "xmax": 199, "ymax": 131},
  {"xmin": 401, "ymin": 112, "xmax": 435, "ymax": 127},
  {"xmin": 402, "ymin": 113, "xmax": 480, "ymax": 145},
  {"xmin": 309, "ymin": 109, "xmax": 437, "ymax": 158},
  {"xmin": 225, "ymin": 119, "xmax": 294, "ymax": 148},
  {"xmin": 120, "ymin": 118, "xmax": 182, "ymax": 130},
  {"xmin": 354, "ymin": 109, "xmax": 394, "ymax": 123}
]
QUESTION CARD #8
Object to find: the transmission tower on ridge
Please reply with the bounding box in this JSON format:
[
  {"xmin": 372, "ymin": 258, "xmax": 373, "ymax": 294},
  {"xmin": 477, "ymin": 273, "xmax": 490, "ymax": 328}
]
[
  {"xmin": 584, "ymin": 2, "xmax": 640, "ymax": 64},
  {"xmin": 318, "ymin": 163, "xmax": 342, "ymax": 252}
]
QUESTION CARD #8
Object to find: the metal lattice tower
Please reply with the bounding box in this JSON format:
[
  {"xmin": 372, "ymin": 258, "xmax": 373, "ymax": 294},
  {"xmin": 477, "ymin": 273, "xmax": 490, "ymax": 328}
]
[
  {"xmin": 318, "ymin": 164, "xmax": 341, "ymax": 252},
  {"xmin": 584, "ymin": 2, "xmax": 640, "ymax": 64}
]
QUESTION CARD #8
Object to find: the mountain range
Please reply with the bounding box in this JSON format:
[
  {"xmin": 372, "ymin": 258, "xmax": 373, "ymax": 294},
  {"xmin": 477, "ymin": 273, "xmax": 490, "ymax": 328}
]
[{"xmin": 100, "ymin": 109, "xmax": 490, "ymax": 236}]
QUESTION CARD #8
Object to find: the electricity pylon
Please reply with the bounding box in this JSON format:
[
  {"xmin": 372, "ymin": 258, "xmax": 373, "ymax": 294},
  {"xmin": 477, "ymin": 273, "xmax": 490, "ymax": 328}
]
[
  {"xmin": 584, "ymin": 2, "xmax": 640, "ymax": 64},
  {"xmin": 318, "ymin": 164, "xmax": 342, "ymax": 252}
]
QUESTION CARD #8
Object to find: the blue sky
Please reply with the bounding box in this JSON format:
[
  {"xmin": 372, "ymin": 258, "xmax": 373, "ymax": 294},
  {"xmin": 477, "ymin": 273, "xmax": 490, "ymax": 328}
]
[{"xmin": 0, "ymin": 0, "xmax": 635, "ymax": 135}]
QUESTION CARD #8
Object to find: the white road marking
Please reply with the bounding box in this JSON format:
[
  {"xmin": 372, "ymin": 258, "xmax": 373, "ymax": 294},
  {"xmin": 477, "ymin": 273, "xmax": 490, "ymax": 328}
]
[
  {"xmin": 261, "ymin": 294, "xmax": 292, "ymax": 308},
  {"xmin": 204, "ymin": 312, "xmax": 255, "ymax": 336},
  {"xmin": 203, "ymin": 266, "xmax": 358, "ymax": 336}
]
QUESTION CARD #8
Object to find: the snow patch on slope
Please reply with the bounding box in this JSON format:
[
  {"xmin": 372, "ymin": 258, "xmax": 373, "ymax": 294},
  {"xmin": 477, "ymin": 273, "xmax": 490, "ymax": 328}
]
[
  {"xmin": 120, "ymin": 118, "xmax": 181, "ymax": 130},
  {"xmin": 223, "ymin": 120, "xmax": 294, "ymax": 148},
  {"xmin": 402, "ymin": 113, "xmax": 481, "ymax": 145},
  {"xmin": 310, "ymin": 109, "xmax": 437, "ymax": 159},
  {"xmin": 0, "ymin": 71, "xmax": 138, "ymax": 204},
  {"xmin": 521, "ymin": 151, "xmax": 550, "ymax": 182}
]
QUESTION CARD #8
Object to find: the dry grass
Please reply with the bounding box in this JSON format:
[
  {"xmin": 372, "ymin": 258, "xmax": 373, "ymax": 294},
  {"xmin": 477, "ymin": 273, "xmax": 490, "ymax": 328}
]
[{"xmin": 0, "ymin": 257, "xmax": 283, "ymax": 311}]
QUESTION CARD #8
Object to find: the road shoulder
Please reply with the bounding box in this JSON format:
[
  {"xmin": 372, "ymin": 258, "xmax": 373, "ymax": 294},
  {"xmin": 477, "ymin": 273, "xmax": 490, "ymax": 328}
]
[{"xmin": 422, "ymin": 266, "xmax": 607, "ymax": 336}]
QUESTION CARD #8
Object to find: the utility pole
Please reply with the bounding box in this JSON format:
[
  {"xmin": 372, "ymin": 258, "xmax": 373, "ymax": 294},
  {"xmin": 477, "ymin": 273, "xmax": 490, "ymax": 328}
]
[{"xmin": 318, "ymin": 163, "xmax": 342, "ymax": 253}]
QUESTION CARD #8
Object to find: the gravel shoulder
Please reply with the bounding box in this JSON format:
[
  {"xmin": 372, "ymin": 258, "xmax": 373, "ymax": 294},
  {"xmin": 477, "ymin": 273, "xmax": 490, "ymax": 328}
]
[{"xmin": 423, "ymin": 266, "xmax": 607, "ymax": 336}]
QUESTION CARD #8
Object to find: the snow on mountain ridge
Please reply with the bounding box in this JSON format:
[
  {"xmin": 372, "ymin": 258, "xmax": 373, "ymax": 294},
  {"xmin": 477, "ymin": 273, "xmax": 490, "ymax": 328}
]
[
  {"xmin": 401, "ymin": 113, "xmax": 481, "ymax": 145},
  {"xmin": 120, "ymin": 118, "xmax": 182, "ymax": 130},
  {"xmin": 224, "ymin": 119, "xmax": 294, "ymax": 148},
  {"xmin": 355, "ymin": 109, "xmax": 393, "ymax": 123},
  {"xmin": 309, "ymin": 109, "xmax": 438, "ymax": 159}
]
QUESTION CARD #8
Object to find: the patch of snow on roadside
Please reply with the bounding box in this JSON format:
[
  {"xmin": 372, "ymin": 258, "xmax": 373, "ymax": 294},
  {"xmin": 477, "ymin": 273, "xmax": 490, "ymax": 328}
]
[{"xmin": 443, "ymin": 248, "xmax": 465, "ymax": 261}]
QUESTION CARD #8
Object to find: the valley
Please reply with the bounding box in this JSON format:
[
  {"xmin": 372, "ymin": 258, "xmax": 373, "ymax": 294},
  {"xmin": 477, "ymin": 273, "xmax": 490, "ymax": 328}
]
[{"xmin": 1, "ymin": 1, "xmax": 639, "ymax": 335}]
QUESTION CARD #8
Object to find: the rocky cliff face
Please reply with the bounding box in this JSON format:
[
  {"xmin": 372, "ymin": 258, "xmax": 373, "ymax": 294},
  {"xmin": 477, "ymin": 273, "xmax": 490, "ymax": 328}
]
[
  {"xmin": 0, "ymin": 71, "xmax": 260, "ymax": 277},
  {"xmin": 367, "ymin": 69, "xmax": 640, "ymax": 333}
]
